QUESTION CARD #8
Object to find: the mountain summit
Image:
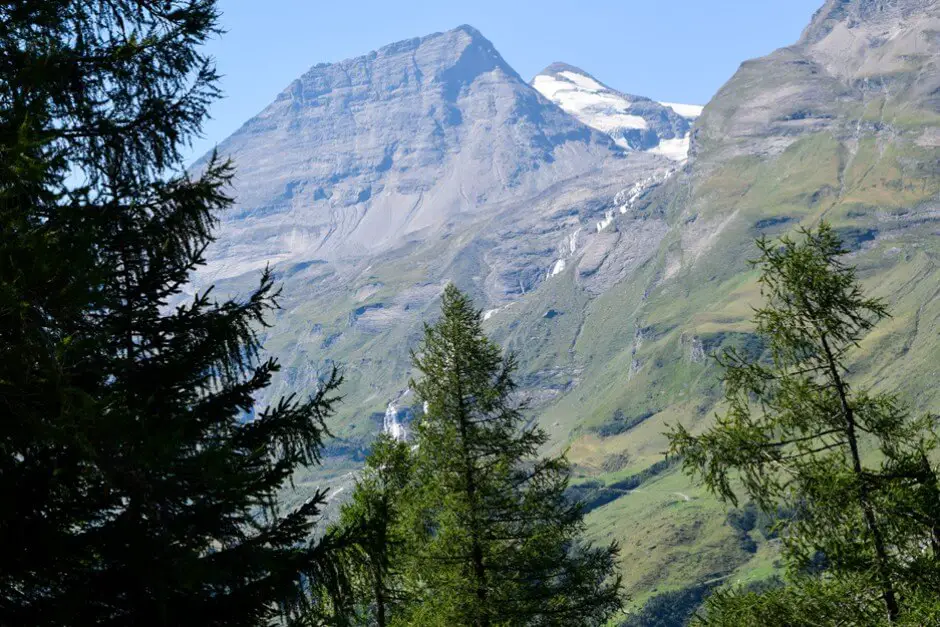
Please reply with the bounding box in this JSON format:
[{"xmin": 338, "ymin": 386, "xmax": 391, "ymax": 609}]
[
  {"xmin": 197, "ymin": 25, "xmax": 635, "ymax": 281},
  {"xmin": 194, "ymin": 24, "xmax": 673, "ymax": 447}
]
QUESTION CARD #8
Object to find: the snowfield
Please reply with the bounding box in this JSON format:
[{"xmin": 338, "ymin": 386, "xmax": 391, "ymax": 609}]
[
  {"xmin": 533, "ymin": 67, "xmax": 698, "ymax": 160},
  {"xmin": 649, "ymin": 136, "xmax": 692, "ymax": 161},
  {"xmin": 659, "ymin": 102, "xmax": 704, "ymax": 119},
  {"xmin": 532, "ymin": 74, "xmax": 648, "ymax": 138}
]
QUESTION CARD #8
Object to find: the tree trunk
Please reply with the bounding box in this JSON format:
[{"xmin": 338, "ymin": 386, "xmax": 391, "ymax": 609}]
[
  {"xmin": 373, "ymin": 566, "xmax": 386, "ymax": 627},
  {"xmin": 454, "ymin": 354, "xmax": 489, "ymax": 627},
  {"xmin": 820, "ymin": 333, "xmax": 899, "ymax": 623}
]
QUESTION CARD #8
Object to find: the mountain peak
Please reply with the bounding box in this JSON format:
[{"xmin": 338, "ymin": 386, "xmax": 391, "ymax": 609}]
[
  {"xmin": 538, "ymin": 62, "xmax": 604, "ymax": 82},
  {"xmin": 452, "ymin": 23, "xmax": 485, "ymax": 38},
  {"xmin": 359, "ymin": 24, "xmax": 505, "ymax": 73},
  {"xmin": 200, "ymin": 23, "xmax": 622, "ymax": 274}
]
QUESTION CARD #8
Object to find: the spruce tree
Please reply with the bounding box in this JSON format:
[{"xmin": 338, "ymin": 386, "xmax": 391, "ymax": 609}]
[
  {"xmin": 1, "ymin": 2, "xmax": 353, "ymax": 624},
  {"xmin": 668, "ymin": 223, "xmax": 940, "ymax": 624},
  {"xmin": 395, "ymin": 284, "xmax": 624, "ymax": 626}
]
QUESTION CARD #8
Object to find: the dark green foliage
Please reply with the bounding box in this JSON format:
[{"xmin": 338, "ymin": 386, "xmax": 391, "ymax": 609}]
[
  {"xmin": 348, "ymin": 285, "xmax": 625, "ymax": 626},
  {"xmin": 725, "ymin": 504, "xmax": 760, "ymax": 554},
  {"xmin": 725, "ymin": 503, "xmax": 757, "ymax": 535},
  {"xmin": 594, "ymin": 409, "xmax": 656, "ymax": 438},
  {"xmin": 609, "ymin": 457, "xmax": 680, "ymax": 491},
  {"xmin": 753, "ymin": 505, "xmax": 795, "ymax": 541},
  {"xmin": 0, "ymin": 2, "xmax": 353, "ymax": 624},
  {"xmin": 699, "ymin": 332, "xmax": 766, "ymax": 365},
  {"xmin": 566, "ymin": 479, "xmax": 625, "ymax": 515},
  {"xmin": 725, "ymin": 502, "xmax": 797, "ymax": 554},
  {"xmin": 669, "ymin": 223, "xmax": 940, "ymax": 624},
  {"xmin": 693, "ymin": 576, "xmax": 940, "ymax": 626},
  {"xmin": 833, "ymin": 226, "xmax": 878, "ymax": 251},
  {"xmin": 565, "ymin": 458, "xmax": 681, "ymax": 516},
  {"xmin": 621, "ymin": 583, "xmax": 716, "ymax": 627}
]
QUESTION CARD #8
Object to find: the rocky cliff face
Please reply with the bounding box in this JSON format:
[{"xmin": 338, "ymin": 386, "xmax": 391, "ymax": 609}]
[
  {"xmin": 196, "ymin": 26, "xmax": 644, "ymax": 284},
  {"xmin": 694, "ymin": 0, "xmax": 940, "ymax": 163}
]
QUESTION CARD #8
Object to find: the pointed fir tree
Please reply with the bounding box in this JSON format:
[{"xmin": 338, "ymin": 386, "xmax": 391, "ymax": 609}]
[
  {"xmin": 389, "ymin": 284, "xmax": 624, "ymax": 626},
  {"xmin": 1, "ymin": 2, "xmax": 355, "ymax": 624},
  {"xmin": 668, "ymin": 223, "xmax": 940, "ymax": 624}
]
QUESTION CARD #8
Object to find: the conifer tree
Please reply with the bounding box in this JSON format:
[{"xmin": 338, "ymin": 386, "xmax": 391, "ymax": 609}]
[
  {"xmin": 668, "ymin": 223, "xmax": 940, "ymax": 624},
  {"xmin": 394, "ymin": 284, "xmax": 624, "ymax": 626},
  {"xmin": 1, "ymin": 2, "xmax": 353, "ymax": 624}
]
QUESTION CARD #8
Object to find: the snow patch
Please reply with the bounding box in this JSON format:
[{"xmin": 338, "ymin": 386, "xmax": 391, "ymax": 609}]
[
  {"xmin": 483, "ymin": 302, "xmax": 515, "ymax": 321},
  {"xmin": 549, "ymin": 259, "xmax": 567, "ymax": 277},
  {"xmin": 568, "ymin": 228, "xmax": 582, "ymax": 255},
  {"xmin": 588, "ymin": 112, "xmax": 648, "ymax": 133},
  {"xmin": 659, "ymin": 102, "xmax": 704, "ymax": 119},
  {"xmin": 532, "ymin": 74, "xmax": 647, "ymax": 135},
  {"xmin": 596, "ymin": 211, "xmax": 615, "ymax": 233},
  {"xmin": 558, "ymin": 70, "xmax": 606, "ymax": 92},
  {"xmin": 649, "ymin": 136, "xmax": 691, "ymax": 162}
]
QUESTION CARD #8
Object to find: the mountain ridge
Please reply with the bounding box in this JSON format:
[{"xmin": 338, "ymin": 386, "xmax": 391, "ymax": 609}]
[{"xmin": 196, "ymin": 24, "xmax": 645, "ymax": 286}]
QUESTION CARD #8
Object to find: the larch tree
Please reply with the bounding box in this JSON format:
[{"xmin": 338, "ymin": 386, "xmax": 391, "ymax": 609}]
[
  {"xmin": 669, "ymin": 223, "xmax": 940, "ymax": 624},
  {"xmin": 331, "ymin": 434, "xmax": 414, "ymax": 627},
  {"xmin": 395, "ymin": 284, "xmax": 624, "ymax": 626}
]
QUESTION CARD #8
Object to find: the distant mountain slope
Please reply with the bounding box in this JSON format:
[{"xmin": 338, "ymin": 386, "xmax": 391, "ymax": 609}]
[
  {"xmin": 193, "ymin": 25, "xmax": 676, "ymax": 447},
  {"xmin": 501, "ymin": 0, "xmax": 940, "ymax": 604},
  {"xmin": 531, "ymin": 63, "xmax": 698, "ymax": 160},
  {"xmin": 198, "ymin": 0, "xmax": 940, "ymax": 614}
]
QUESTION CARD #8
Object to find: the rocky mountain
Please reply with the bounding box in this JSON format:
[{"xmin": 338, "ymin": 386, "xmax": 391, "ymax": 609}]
[
  {"xmin": 529, "ymin": 0, "xmax": 940, "ymax": 605},
  {"xmin": 532, "ymin": 62, "xmax": 700, "ymax": 160},
  {"xmin": 199, "ymin": 0, "xmax": 940, "ymax": 615},
  {"xmin": 195, "ymin": 26, "xmax": 657, "ymax": 284},
  {"xmin": 197, "ymin": 24, "xmax": 678, "ymax": 442}
]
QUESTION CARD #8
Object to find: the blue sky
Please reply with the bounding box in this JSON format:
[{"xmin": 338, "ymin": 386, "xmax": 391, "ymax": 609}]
[{"xmin": 187, "ymin": 0, "xmax": 824, "ymax": 163}]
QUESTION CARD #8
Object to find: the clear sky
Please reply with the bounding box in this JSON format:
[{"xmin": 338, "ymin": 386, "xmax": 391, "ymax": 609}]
[{"xmin": 187, "ymin": 0, "xmax": 825, "ymax": 164}]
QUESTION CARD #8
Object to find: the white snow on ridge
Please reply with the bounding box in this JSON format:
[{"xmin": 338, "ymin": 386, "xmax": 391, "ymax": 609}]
[
  {"xmin": 532, "ymin": 73, "xmax": 647, "ymax": 140},
  {"xmin": 531, "ymin": 74, "xmax": 571, "ymax": 100},
  {"xmin": 534, "ymin": 68, "xmax": 697, "ymax": 160},
  {"xmin": 483, "ymin": 302, "xmax": 516, "ymax": 321},
  {"xmin": 558, "ymin": 70, "xmax": 606, "ymax": 92},
  {"xmin": 659, "ymin": 102, "xmax": 704, "ymax": 119},
  {"xmin": 589, "ymin": 113, "xmax": 649, "ymax": 135}
]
